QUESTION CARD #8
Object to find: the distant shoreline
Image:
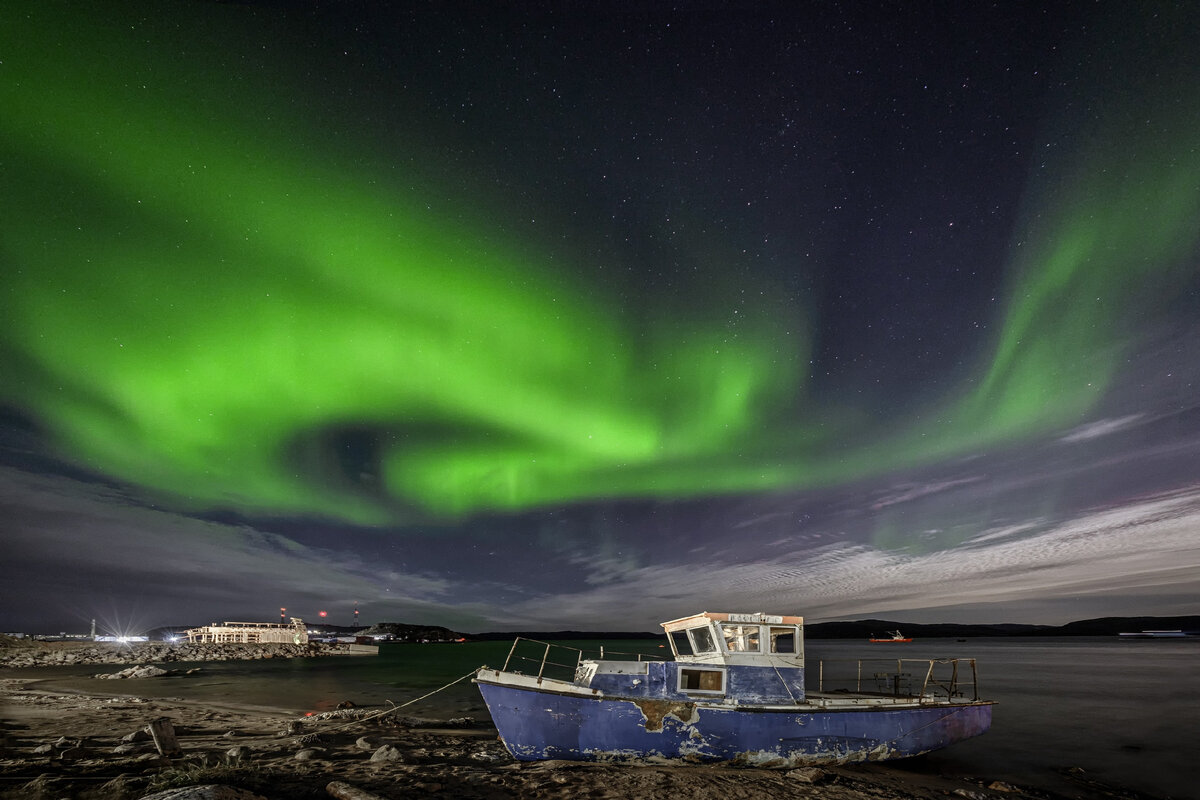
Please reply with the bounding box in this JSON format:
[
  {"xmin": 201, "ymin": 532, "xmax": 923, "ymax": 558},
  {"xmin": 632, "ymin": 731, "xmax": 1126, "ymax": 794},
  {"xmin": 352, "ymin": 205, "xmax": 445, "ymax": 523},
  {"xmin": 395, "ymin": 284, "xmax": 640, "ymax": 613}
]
[{"xmin": 466, "ymin": 614, "xmax": 1200, "ymax": 640}]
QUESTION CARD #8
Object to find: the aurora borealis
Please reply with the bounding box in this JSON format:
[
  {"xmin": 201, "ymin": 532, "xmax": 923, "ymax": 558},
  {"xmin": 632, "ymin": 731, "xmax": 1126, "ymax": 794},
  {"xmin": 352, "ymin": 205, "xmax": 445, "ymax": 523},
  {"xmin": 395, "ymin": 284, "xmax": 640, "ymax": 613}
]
[{"xmin": 3, "ymin": 2, "xmax": 1199, "ymax": 632}]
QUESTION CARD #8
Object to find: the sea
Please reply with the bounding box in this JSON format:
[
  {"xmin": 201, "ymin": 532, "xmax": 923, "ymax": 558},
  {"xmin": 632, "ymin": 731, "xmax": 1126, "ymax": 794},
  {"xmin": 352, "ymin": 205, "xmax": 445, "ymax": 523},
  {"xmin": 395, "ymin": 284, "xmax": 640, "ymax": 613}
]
[{"xmin": 8, "ymin": 636, "xmax": 1198, "ymax": 800}]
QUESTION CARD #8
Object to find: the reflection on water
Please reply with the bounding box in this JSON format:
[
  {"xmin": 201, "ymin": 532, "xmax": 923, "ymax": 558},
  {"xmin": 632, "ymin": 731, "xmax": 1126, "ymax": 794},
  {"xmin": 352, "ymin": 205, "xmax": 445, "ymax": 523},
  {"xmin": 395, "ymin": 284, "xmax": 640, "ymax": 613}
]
[
  {"xmin": 8, "ymin": 637, "xmax": 1197, "ymax": 799},
  {"xmin": 807, "ymin": 637, "xmax": 1200, "ymax": 800}
]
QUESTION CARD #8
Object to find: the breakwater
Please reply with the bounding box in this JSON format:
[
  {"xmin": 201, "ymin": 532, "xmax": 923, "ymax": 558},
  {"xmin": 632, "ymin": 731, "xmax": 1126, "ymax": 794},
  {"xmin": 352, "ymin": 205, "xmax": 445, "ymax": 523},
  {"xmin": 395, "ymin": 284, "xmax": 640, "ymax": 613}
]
[{"xmin": 0, "ymin": 640, "xmax": 375, "ymax": 668}]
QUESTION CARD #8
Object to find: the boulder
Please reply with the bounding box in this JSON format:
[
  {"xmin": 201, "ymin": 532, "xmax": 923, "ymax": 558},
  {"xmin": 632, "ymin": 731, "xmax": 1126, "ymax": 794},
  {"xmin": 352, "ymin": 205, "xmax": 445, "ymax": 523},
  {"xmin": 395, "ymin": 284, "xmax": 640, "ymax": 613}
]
[
  {"xmin": 369, "ymin": 744, "xmax": 404, "ymax": 763},
  {"xmin": 59, "ymin": 746, "xmax": 92, "ymax": 762},
  {"xmin": 785, "ymin": 767, "xmax": 828, "ymax": 784},
  {"xmin": 225, "ymin": 745, "xmax": 251, "ymax": 761},
  {"xmin": 96, "ymin": 664, "xmax": 172, "ymax": 680}
]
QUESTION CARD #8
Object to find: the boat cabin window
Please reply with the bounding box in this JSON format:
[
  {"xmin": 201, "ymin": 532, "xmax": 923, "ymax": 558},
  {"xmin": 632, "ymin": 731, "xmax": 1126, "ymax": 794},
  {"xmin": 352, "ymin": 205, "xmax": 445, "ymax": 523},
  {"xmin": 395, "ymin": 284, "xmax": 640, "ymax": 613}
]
[
  {"xmin": 720, "ymin": 623, "xmax": 761, "ymax": 653},
  {"xmin": 687, "ymin": 626, "xmax": 717, "ymax": 654},
  {"xmin": 668, "ymin": 630, "xmax": 694, "ymax": 656},
  {"xmin": 678, "ymin": 667, "xmax": 725, "ymax": 694},
  {"xmin": 769, "ymin": 626, "xmax": 796, "ymax": 653}
]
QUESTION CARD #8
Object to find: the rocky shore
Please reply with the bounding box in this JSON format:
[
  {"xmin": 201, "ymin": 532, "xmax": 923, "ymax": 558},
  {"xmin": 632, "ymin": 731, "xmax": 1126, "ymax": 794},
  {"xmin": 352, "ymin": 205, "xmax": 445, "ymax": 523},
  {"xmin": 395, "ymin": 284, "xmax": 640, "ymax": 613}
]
[
  {"xmin": 0, "ymin": 676, "xmax": 1152, "ymax": 800},
  {"xmin": 0, "ymin": 639, "xmax": 373, "ymax": 669}
]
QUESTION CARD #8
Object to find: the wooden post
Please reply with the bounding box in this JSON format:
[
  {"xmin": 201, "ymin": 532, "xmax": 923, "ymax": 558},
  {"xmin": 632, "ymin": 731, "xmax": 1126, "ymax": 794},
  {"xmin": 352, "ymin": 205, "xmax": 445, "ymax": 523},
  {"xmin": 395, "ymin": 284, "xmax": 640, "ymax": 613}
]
[{"xmin": 146, "ymin": 717, "xmax": 181, "ymax": 757}]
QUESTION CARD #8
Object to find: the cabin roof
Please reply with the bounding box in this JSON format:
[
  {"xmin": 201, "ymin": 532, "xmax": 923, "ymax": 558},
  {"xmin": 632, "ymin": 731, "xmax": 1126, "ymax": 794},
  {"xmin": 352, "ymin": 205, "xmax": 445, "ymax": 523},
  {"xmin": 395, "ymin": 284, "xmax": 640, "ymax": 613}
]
[{"xmin": 660, "ymin": 611, "xmax": 804, "ymax": 632}]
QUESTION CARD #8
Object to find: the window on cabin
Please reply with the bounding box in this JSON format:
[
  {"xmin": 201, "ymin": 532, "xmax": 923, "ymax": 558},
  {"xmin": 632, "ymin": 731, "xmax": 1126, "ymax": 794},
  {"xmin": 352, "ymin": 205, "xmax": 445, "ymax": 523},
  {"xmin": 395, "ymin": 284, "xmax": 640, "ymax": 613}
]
[
  {"xmin": 688, "ymin": 626, "xmax": 716, "ymax": 653},
  {"xmin": 720, "ymin": 624, "xmax": 761, "ymax": 652},
  {"xmin": 769, "ymin": 627, "xmax": 796, "ymax": 653},
  {"xmin": 678, "ymin": 667, "xmax": 725, "ymax": 693},
  {"xmin": 669, "ymin": 630, "xmax": 694, "ymax": 656}
]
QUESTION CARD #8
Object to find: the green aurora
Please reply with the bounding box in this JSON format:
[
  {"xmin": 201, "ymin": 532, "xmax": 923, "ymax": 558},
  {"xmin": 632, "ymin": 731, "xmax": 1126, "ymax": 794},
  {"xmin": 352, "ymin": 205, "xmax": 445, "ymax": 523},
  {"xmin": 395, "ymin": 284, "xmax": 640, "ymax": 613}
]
[{"xmin": 1, "ymin": 5, "xmax": 1197, "ymax": 523}]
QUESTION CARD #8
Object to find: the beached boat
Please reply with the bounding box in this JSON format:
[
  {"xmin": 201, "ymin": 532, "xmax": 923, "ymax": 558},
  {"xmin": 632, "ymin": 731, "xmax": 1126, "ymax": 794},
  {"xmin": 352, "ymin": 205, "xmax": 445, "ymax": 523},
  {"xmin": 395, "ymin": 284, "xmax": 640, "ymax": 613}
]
[
  {"xmin": 474, "ymin": 611, "xmax": 992, "ymax": 765},
  {"xmin": 870, "ymin": 630, "xmax": 913, "ymax": 643}
]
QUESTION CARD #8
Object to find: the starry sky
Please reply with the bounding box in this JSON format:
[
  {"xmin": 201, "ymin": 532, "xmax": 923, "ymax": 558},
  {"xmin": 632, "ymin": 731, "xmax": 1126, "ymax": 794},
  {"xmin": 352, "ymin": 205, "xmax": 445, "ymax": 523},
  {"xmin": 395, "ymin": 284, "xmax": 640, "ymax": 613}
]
[{"xmin": 2, "ymin": 1, "xmax": 1199, "ymax": 635}]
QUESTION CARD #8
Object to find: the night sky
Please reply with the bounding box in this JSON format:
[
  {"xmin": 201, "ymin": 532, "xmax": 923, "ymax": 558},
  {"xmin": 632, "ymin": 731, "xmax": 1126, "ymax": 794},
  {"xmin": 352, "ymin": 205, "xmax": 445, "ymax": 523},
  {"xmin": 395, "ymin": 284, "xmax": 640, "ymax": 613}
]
[{"xmin": 2, "ymin": 2, "xmax": 1199, "ymax": 635}]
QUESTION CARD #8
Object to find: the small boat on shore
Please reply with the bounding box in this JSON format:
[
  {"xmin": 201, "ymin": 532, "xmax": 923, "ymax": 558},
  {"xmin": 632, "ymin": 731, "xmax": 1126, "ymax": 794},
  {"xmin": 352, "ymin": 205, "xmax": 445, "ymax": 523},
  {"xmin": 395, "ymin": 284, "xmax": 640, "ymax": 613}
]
[
  {"xmin": 870, "ymin": 630, "xmax": 913, "ymax": 643},
  {"xmin": 475, "ymin": 611, "xmax": 992, "ymax": 765}
]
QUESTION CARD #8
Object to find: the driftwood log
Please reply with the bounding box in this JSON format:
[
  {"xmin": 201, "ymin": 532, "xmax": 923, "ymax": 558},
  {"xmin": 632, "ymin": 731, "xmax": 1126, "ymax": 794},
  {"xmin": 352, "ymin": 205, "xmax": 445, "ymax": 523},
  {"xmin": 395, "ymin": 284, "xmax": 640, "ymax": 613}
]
[
  {"xmin": 146, "ymin": 716, "xmax": 181, "ymax": 757},
  {"xmin": 327, "ymin": 781, "xmax": 388, "ymax": 800}
]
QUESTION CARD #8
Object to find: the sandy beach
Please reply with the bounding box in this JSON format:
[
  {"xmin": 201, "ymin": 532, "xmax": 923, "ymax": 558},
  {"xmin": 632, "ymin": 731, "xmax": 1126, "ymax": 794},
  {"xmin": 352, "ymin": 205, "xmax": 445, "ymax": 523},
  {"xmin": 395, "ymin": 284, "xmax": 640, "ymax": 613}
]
[{"xmin": 0, "ymin": 666, "xmax": 1163, "ymax": 800}]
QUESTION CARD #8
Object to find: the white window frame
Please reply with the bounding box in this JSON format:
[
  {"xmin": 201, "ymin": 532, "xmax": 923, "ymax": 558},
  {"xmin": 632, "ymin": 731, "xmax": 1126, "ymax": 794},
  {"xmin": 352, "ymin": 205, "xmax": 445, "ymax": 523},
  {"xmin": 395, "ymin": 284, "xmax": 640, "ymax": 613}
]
[
  {"xmin": 718, "ymin": 622, "xmax": 764, "ymax": 654},
  {"xmin": 676, "ymin": 666, "xmax": 727, "ymax": 695}
]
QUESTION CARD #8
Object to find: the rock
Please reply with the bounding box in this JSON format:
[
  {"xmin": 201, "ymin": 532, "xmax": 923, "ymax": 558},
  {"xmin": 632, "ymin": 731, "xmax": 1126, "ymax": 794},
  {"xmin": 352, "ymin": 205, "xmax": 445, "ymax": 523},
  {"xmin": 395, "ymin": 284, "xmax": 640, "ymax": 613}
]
[
  {"xmin": 294, "ymin": 748, "xmax": 323, "ymax": 761},
  {"xmin": 369, "ymin": 744, "xmax": 404, "ymax": 763},
  {"xmin": 122, "ymin": 729, "xmax": 151, "ymax": 743},
  {"xmin": 59, "ymin": 746, "xmax": 92, "ymax": 761},
  {"xmin": 113, "ymin": 743, "xmax": 141, "ymax": 755},
  {"xmin": 225, "ymin": 745, "xmax": 250, "ymax": 760},
  {"xmin": 356, "ymin": 735, "xmax": 385, "ymax": 750},
  {"xmin": 98, "ymin": 775, "xmax": 140, "ymax": 798},
  {"xmin": 327, "ymin": 781, "xmax": 389, "ymax": 800},
  {"xmin": 786, "ymin": 767, "xmax": 828, "ymax": 784},
  {"xmin": 139, "ymin": 785, "xmax": 269, "ymax": 800},
  {"xmin": 97, "ymin": 664, "xmax": 173, "ymax": 680},
  {"xmin": 988, "ymin": 781, "xmax": 1021, "ymax": 792},
  {"xmin": 952, "ymin": 790, "xmax": 991, "ymax": 800},
  {"xmin": 32, "ymin": 744, "xmax": 54, "ymax": 755}
]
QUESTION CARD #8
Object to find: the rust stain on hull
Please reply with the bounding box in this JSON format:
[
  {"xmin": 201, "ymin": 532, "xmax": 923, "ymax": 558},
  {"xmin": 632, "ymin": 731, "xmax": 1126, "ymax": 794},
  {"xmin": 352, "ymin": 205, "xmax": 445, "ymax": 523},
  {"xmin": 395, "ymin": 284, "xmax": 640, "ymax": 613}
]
[{"xmin": 632, "ymin": 699, "xmax": 698, "ymax": 732}]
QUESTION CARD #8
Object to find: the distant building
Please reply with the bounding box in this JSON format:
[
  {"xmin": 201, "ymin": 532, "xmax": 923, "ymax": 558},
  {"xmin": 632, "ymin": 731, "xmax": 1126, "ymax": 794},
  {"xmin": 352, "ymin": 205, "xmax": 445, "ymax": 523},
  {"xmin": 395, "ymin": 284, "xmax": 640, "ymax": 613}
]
[{"xmin": 184, "ymin": 618, "xmax": 308, "ymax": 644}]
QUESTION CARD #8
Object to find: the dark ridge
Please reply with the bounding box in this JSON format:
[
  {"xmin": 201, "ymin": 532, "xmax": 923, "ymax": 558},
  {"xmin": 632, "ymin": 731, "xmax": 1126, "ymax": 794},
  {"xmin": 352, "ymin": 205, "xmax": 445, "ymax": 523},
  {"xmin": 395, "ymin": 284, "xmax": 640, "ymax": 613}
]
[
  {"xmin": 469, "ymin": 615, "xmax": 1200, "ymax": 640},
  {"xmin": 466, "ymin": 630, "xmax": 665, "ymax": 642}
]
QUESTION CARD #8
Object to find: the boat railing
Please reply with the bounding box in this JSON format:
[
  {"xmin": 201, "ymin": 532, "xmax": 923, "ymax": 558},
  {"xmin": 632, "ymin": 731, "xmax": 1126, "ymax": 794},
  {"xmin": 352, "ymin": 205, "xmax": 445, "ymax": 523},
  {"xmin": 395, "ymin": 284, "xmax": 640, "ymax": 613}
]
[
  {"xmin": 815, "ymin": 658, "xmax": 981, "ymax": 703},
  {"xmin": 500, "ymin": 637, "xmax": 666, "ymax": 683}
]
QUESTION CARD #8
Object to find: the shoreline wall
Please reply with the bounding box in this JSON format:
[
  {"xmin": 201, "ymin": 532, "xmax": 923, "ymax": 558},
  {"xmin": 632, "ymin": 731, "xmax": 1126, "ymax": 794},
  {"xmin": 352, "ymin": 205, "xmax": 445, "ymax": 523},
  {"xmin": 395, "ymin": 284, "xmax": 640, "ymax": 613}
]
[{"xmin": 0, "ymin": 640, "xmax": 376, "ymax": 668}]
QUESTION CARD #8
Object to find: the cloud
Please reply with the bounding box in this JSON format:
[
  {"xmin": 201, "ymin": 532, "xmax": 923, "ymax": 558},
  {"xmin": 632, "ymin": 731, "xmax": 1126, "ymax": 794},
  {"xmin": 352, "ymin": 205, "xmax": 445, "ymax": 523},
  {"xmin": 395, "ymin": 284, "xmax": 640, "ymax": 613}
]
[
  {"xmin": 869, "ymin": 476, "xmax": 984, "ymax": 510},
  {"xmin": 1059, "ymin": 414, "xmax": 1145, "ymax": 443},
  {"xmin": 501, "ymin": 485, "xmax": 1200, "ymax": 629},
  {"xmin": 0, "ymin": 467, "xmax": 454, "ymax": 629}
]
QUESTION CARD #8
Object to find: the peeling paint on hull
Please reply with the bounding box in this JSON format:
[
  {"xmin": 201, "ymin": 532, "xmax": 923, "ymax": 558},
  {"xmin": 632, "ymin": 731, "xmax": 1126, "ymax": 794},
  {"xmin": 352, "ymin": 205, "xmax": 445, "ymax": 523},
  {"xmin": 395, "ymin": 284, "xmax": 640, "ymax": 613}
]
[{"xmin": 477, "ymin": 679, "xmax": 992, "ymax": 765}]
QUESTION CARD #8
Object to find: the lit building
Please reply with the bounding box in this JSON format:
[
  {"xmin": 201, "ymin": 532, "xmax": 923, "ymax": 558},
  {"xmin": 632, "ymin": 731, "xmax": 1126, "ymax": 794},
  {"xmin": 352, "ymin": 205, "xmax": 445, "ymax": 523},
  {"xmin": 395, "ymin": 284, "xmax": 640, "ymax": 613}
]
[{"xmin": 183, "ymin": 618, "xmax": 308, "ymax": 644}]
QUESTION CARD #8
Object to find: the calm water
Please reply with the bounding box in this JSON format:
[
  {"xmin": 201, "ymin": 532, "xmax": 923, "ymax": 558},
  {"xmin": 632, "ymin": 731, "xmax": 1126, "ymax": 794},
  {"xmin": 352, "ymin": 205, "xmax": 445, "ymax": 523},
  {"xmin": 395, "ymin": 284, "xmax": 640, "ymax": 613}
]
[{"xmin": 9, "ymin": 637, "xmax": 1198, "ymax": 799}]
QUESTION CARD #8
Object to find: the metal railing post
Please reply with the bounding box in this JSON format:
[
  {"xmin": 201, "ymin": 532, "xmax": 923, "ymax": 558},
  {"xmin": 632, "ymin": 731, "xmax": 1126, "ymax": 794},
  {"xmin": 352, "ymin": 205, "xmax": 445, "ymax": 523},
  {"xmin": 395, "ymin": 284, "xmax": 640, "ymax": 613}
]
[{"xmin": 502, "ymin": 637, "xmax": 521, "ymax": 671}]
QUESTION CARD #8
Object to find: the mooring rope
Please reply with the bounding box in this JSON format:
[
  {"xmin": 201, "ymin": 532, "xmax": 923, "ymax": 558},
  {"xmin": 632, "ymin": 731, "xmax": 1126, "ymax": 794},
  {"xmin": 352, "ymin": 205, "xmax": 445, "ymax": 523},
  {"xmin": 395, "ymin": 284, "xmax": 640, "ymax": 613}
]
[{"xmin": 295, "ymin": 666, "xmax": 485, "ymax": 736}]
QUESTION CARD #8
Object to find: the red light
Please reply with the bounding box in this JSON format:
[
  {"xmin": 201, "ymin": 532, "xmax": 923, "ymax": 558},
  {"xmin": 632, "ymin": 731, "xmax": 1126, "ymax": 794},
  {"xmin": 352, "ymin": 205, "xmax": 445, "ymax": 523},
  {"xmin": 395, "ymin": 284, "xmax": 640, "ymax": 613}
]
[{"xmin": 319, "ymin": 611, "xmax": 327, "ymax": 617}]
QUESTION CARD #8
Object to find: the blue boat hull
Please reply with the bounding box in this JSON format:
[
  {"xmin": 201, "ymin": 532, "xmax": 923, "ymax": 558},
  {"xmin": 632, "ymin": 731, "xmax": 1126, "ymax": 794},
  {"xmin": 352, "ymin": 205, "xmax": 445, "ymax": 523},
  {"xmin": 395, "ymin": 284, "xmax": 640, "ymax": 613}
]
[{"xmin": 477, "ymin": 678, "xmax": 992, "ymax": 765}]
